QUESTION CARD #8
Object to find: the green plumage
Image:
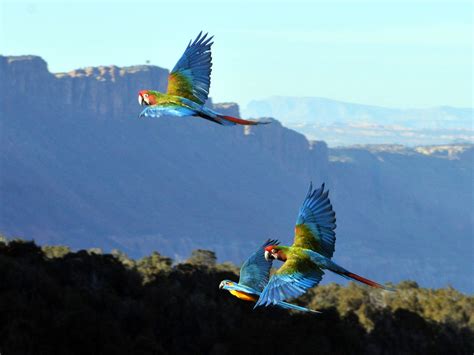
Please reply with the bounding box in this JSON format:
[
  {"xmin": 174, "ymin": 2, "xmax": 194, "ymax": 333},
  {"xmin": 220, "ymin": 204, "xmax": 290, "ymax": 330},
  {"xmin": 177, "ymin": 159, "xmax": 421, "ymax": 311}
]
[
  {"xmin": 138, "ymin": 33, "xmax": 271, "ymax": 126},
  {"xmin": 293, "ymin": 224, "xmax": 322, "ymax": 252},
  {"xmin": 254, "ymin": 183, "xmax": 390, "ymax": 309},
  {"xmin": 277, "ymin": 246, "xmax": 322, "ymax": 275}
]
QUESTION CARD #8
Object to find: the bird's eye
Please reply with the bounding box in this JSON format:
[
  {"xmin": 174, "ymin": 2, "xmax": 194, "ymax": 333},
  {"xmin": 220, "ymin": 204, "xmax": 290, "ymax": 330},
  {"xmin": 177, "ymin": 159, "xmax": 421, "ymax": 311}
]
[
  {"xmin": 144, "ymin": 94, "xmax": 149, "ymax": 98},
  {"xmin": 271, "ymin": 249, "xmax": 277, "ymax": 253}
]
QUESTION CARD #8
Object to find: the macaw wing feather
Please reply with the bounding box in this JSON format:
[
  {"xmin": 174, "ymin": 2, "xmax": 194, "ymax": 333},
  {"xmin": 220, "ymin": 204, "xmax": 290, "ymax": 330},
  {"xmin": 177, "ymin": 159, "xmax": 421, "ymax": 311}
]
[
  {"xmin": 254, "ymin": 256, "xmax": 324, "ymax": 307},
  {"xmin": 239, "ymin": 239, "xmax": 279, "ymax": 292},
  {"xmin": 276, "ymin": 300, "xmax": 321, "ymax": 313},
  {"xmin": 139, "ymin": 104, "xmax": 196, "ymax": 118},
  {"xmin": 229, "ymin": 281, "xmax": 320, "ymax": 313},
  {"xmin": 292, "ymin": 183, "xmax": 336, "ymax": 258},
  {"xmin": 167, "ymin": 32, "xmax": 213, "ymax": 105}
]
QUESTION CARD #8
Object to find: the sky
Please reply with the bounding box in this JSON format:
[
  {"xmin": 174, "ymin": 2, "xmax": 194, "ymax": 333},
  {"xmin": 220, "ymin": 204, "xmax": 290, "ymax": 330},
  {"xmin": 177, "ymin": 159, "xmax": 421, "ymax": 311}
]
[{"xmin": 1, "ymin": 0, "xmax": 472, "ymax": 108}]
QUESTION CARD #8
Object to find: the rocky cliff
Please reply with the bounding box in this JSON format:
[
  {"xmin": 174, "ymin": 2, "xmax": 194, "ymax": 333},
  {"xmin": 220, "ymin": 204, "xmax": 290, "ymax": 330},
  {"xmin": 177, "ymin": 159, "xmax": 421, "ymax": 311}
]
[
  {"xmin": 0, "ymin": 56, "xmax": 472, "ymax": 292},
  {"xmin": 1, "ymin": 56, "xmax": 169, "ymax": 120}
]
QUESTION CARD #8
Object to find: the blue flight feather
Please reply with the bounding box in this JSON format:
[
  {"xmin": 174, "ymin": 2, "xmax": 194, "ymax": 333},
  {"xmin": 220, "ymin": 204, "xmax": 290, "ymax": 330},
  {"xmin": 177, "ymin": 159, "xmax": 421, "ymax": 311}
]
[
  {"xmin": 139, "ymin": 105, "xmax": 196, "ymax": 118},
  {"xmin": 296, "ymin": 183, "xmax": 337, "ymax": 258},
  {"xmin": 239, "ymin": 239, "xmax": 279, "ymax": 292},
  {"xmin": 170, "ymin": 31, "xmax": 214, "ymax": 105},
  {"xmin": 224, "ymin": 282, "xmax": 320, "ymax": 314},
  {"xmin": 254, "ymin": 268, "xmax": 324, "ymax": 307}
]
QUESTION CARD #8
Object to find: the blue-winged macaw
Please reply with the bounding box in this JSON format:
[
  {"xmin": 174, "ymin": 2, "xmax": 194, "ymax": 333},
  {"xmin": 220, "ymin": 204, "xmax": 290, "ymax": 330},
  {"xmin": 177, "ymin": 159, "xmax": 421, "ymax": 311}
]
[
  {"xmin": 219, "ymin": 239, "xmax": 319, "ymax": 313},
  {"xmin": 138, "ymin": 32, "xmax": 271, "ymax": 126},
  {"xmin": 254, "ymin": 183, "xmax": 393, "ymax": 309}
]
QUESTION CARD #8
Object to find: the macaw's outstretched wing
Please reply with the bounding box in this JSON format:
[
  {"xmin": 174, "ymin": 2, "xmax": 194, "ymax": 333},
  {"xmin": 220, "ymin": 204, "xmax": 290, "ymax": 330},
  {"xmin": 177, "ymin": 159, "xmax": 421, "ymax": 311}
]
[
  {"xmin": 254, "ymin": 256, "xmax": 324, "ymax": 307},
  {"xmin": 292, "ymin": 183, "xmax": 336, "ymax": 258},
  {"xmin": 139, "ymin": 105, "xmax": 196, "ymax": 118},
  {"xmin": 239, "ymin": 239, "xmax": 279, "ymax": 292},
  {"xmin": 167, "ymin": 32, "xmax": 213, "ymax": 105}
]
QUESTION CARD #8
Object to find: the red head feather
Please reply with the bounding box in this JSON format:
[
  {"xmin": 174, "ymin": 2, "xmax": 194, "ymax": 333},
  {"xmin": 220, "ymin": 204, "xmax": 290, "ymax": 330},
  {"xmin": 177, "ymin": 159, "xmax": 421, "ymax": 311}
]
[
  {"xmin": 138, "ymin": 90, "xmax": 157, "ymax": 105},
  {"xmin": 265, "ymin": 245, "xmax": 287, "ymax": 261}
]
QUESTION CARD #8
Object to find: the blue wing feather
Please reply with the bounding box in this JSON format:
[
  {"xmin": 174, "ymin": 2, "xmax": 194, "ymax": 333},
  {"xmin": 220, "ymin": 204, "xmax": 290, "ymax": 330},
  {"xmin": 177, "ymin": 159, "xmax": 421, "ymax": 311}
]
[
  {"xmin": 228, "ymin": 283, "xmax": 320, "ymax": 313},
  {"xmin": 295, "ymin": 183, "xmax": 337, "ymax": 258},
  {"xmin": 239, "ymin": 239, "xmax": 279, "ymax": 292},
  {"xmin": 275, "ymin": 300, "xmax": 321, "ymax": 313},
  {"xmin": 139, "ymin": 105, "xmax": 196, "ymax": 118},
  {"xmin": 168, "ymin": 32, "xmax": 213, "ymax": 105},
  {"xmin": 254, "ymin": 268, "xmax": 324, "ymax": 307}
]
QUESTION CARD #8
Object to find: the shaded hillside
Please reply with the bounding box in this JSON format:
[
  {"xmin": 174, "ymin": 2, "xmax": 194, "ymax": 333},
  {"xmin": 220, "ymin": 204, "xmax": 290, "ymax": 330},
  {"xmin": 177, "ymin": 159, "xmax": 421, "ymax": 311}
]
[
  {"xmin": 0, "ymin": 55, "xmax": 472, "ymax": 292},
  {"xmin": 0, "ymin": 238, "xmax": 472, "ymax": 355}
]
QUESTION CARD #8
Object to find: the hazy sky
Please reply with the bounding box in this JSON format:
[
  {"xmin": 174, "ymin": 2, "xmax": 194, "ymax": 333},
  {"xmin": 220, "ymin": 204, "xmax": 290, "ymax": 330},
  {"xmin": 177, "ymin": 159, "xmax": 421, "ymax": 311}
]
[{"xmin": 1, "ymin": 0, "xmax": 472, "ymax": 108}]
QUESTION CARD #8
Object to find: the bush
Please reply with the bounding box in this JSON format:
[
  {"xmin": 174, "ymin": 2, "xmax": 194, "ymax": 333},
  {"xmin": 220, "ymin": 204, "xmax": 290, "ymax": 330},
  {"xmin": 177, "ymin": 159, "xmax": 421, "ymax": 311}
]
[{"xmin": 0, "ymin": 238, "xmax": 472, "ymax": 355}]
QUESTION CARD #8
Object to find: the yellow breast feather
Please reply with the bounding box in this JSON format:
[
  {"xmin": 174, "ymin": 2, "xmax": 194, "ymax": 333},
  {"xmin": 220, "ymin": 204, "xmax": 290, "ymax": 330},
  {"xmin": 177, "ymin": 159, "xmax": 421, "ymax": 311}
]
[{"xmin": 229, "ymin": 290, "xmax": 258, "ymax": 302}]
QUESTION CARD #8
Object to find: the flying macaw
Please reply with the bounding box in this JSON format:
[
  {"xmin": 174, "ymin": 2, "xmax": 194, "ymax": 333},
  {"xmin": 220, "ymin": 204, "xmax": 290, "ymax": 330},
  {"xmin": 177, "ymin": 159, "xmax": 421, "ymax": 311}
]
[
  {"xmin": 254, "ymin": 183, "xmax": 392, "ymax": 309},
  {"xmin": 219, "ymin": 239, "xmax": 320, "ymax": 313},
  {"xmin": 138, "ymin": 32, "xmax": 271, "ymax": 126}
]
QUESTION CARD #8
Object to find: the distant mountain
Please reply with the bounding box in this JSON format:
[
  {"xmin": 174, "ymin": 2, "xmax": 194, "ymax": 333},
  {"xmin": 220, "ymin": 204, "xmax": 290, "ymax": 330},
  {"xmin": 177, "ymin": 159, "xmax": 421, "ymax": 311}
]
[
  {"xmin": 1, "ymin": 55, "xmax": 472, "ymax": 292},
  {"xmin": 243, "ymin": 96, "xmax": 473, "ymax": 146}
]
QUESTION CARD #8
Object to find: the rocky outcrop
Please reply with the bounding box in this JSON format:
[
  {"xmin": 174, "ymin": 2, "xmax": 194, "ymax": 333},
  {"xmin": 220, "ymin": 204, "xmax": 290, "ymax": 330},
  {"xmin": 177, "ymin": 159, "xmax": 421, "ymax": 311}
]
[
  {"xmin": 0, "ymin": 55, "xmax": 472, "ymax": 292},
  {"xmin": 0, "ymin": 55, "xmax": 169, "ymax": 120},
  {"xmin": 0, "ymin": 54, "xmax": 328, "ymax": 247}
]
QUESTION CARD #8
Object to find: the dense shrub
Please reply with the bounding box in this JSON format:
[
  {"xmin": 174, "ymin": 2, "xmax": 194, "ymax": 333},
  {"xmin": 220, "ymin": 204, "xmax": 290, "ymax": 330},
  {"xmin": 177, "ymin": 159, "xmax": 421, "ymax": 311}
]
[{"xmin": 0, "ymin": 238, "xmax": 472, "ymax": 355}]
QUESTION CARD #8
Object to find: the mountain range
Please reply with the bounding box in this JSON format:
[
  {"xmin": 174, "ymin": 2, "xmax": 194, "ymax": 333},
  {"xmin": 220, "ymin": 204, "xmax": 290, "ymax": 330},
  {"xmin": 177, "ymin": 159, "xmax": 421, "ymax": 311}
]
[
  {"xmin": 0, "ymin": 55, "xmax": 472, "ymax": 292},
  {"xmin": 244, "ymin": 96, "xmax": 473, "ymax": 146}
]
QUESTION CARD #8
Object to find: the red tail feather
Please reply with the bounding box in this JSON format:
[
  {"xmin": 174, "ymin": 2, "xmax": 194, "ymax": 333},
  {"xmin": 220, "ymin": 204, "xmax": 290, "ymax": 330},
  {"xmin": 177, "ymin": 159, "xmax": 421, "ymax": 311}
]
[
  {"xmin": 344, "ymin": 272, "xmax": 385, "ymax": 289},
  {"xmin": 221, "ymin": 115, "xmax": 259, "ymax": 125}
]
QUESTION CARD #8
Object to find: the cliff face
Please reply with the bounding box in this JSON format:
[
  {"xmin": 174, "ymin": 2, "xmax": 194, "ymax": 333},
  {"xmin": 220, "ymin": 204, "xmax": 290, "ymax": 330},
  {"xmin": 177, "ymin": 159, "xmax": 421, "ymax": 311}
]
[
  {"xmin": 0, "ymin": 55, "xmax": 169, "ymax": 119},
  {"xmin": 0, "ymin": 56, "xmax": 472, "ymax": 292},
  {"xmin": 0, "ymin": 55, "xmax": 326, "ymax": 257}
]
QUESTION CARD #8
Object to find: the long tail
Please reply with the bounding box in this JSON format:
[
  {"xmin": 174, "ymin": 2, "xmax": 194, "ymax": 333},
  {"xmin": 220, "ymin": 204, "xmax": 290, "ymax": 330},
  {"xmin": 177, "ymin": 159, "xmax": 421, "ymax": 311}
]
[
  {"xmin": 308, "ymin": 251, "xmax": 393, "ymax": 291},
  {"xmin": 337, "ymin": 270, "xmax": 391, "ymax": 289},
  {"xmin": 216, "ymin": 114, "xmax": 272, "ymax": 126}
]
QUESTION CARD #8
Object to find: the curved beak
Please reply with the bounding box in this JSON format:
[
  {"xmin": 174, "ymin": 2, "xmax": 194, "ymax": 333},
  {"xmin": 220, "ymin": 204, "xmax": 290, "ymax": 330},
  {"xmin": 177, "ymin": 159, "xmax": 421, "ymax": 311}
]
[
  {"xmin": 219, "ymin": 281, "xmax": 225, "ymax": 289},
  {"xmin": 138, "ymin": 94, "xmax": 144, "ymax": 106},
  {"xmin": 264, "ymin": 250, "xmax": 274, "ymax": 262}
]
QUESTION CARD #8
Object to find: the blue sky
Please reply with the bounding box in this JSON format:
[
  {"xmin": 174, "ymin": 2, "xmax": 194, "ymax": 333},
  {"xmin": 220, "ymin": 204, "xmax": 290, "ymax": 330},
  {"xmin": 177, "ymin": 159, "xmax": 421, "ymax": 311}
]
[{"xmin": 1, "ymin": 0, "xmax": 472, "ymax": 108}]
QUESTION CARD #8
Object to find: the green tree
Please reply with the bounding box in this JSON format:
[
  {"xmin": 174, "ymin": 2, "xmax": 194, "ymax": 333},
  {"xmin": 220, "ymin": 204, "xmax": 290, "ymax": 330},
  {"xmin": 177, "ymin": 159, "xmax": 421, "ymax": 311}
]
[
  {"xmin": 185, "ymin": 249, "xmax": 217, "ymax": 267},
  {"xmin": 42, "ymin": 245, "xmax": 71, "ymax": 258},
  {"xmin": 136, "ymin": 251, "xmax": 173, "ymax": 282},
  {"xmin": 87, "ymin": 247, "xmax": 103, "ymax": 255},
  {"xmin": 111, "ymin": 249, "xmax": 135, "ymax": 268}
]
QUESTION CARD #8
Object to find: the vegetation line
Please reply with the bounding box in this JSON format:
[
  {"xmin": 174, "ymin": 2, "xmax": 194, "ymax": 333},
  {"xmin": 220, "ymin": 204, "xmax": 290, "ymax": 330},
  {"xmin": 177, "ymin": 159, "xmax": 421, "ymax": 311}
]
[{"xmin": 0, "ymin": 237, "xmax": 472, "ymax": 355}]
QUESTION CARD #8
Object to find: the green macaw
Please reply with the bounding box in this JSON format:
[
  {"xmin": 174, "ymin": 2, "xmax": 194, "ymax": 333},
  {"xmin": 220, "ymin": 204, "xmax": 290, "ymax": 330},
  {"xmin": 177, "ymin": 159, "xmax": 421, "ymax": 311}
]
[
  {"xmin": 254, "ymin": 183, "xmax": 393, "ymax": 309},
  {"xmin": 138, "ymin": 32, "xmax": 271, "ymax": 126}
]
